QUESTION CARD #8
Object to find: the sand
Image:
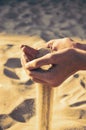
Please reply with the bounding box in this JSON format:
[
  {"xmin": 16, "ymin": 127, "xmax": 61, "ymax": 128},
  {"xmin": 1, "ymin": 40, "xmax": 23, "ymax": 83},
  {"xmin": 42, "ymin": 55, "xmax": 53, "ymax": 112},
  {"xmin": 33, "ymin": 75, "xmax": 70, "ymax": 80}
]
[
  {"xmin": 0, "ymin": 1, "xmax": 86, "ymax": 40},
  {"xmin": 0, "ymin": 34, "xmax": 86, "ymax": 130},
  {"xmin": 0, "ymin": 34, "xmax": 46, "ymax": 130},
  {"xmin": 0, "ymin": 1, "xmax": 86, "ymax": 130}
]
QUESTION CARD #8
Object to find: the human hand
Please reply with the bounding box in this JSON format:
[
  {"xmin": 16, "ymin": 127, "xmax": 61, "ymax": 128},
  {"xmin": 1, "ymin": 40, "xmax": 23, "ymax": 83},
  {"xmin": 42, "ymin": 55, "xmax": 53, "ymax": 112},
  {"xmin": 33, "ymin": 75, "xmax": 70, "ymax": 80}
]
[
  {"xmin": 21, "ymin": 47, "xmax": 79, "ymax": 87},
  {"xmin": 20, "ymin": 38, "xmax": 86, "ymax": 87},
  {"xmin": 46, "ymin": 38, "xmax": 76, "ymax": 51},
  {"xmin": 20, "ymin": 45, "xmax": 39, "ymax": 75},
  {"xmin": 47, "ymin": 37, "xmax": 86, "ymax": 51},
  {"xmin": 21, "ymin": 37, "xmax": 76, "ymax": 68}
]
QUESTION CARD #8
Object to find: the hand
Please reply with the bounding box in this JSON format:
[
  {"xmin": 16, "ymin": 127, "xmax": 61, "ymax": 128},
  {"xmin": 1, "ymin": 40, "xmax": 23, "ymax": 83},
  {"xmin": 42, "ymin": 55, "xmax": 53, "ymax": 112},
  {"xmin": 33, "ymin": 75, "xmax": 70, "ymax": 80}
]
[
  {"xmin": 21, "ymin": 48, "xmax": 79, "ymax": 87},
  {"xmin": 47, "ymin": 37, "xmax": 86, "ymax": 51},
  {"xmin": 21, "ymin": 37, "xmax": 76, "ymax": 68},
  {"xmin": 46, "ymin": 37, "xmax": 76, "ymax": 51},
  {"xmin": 21, "ymin": 38, "xmax": 86, "ymax": 87},
  {"xmin": 21, "ymin": 45, "xmax": 39, "ymax": 75}
]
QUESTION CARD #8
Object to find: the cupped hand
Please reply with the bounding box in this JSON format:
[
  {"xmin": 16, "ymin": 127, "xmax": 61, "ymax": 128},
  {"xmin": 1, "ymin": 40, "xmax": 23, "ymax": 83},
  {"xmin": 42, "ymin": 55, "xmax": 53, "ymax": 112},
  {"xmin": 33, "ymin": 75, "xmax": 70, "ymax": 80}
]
[
  {"xmin": 46, "ymin": 37, "xmax": 76, "ymax": 51},
  {"xmin": 22, "ymin": 47, "xmax": 79, "ymax": 87},
  {"xmin": 47, "ymin": 37, "xmax": 86, "ymax": 51},
  {"xmin": 20, "ymin": 45, "xmax": 39, "ymax": 75},
  {"xmin": 20, "ymin": 38, "xmax": 83, "ymax": 87}
]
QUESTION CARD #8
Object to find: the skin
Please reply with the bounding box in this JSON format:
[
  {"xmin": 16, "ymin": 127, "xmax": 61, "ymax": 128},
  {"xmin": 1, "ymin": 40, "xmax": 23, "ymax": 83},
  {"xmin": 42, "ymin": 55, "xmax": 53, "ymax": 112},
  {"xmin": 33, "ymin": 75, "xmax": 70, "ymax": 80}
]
[{"xmin": 21, "ymin": 38, "xmax": 86, "ymax": 87}]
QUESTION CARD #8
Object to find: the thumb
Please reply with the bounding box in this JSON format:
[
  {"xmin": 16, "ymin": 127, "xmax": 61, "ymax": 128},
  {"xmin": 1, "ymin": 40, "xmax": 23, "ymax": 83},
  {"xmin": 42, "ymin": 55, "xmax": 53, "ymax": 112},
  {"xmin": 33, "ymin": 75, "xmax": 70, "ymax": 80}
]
[
  {"xmin": 21, "ymin": 45, "xmax": 38, "ymax": 59},
  {"xmin": 25, "ymin": 53, "xmax": 53, "ymax": 70}
]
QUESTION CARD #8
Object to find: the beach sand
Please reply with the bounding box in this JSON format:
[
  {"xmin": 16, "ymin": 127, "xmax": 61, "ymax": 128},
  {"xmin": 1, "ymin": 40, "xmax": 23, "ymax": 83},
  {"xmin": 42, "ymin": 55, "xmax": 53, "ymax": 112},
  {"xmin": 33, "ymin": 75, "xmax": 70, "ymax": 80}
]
[
  {"xmin": 0, "ymin": 0, "xmax": 86, "ymax": 129},
  {"xmin": 0, "ymin": 34, "xmax": 86, "ymax": 130},
  {"xmin": 0, "ymin": 0, "xmax": 86, "ymax": 40}
]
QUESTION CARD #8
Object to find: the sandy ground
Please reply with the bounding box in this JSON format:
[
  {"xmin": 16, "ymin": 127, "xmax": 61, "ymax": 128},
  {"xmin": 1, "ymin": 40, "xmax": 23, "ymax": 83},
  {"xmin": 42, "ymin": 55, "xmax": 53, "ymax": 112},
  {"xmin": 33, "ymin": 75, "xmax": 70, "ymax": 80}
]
[
  {"xmin": 0, "ymin": 0, "xmax": 86, "ymax": 40},
  {"xmin": 0, "ymin": 34, "xmax": 86, "ymax": 130},
  {"xmin": 0, "ymin": 34, "xmax": 46, "ymax": 130},
  {"xmin": 0, "ymin": 1, "xmax": 86, "ymax": 130}
]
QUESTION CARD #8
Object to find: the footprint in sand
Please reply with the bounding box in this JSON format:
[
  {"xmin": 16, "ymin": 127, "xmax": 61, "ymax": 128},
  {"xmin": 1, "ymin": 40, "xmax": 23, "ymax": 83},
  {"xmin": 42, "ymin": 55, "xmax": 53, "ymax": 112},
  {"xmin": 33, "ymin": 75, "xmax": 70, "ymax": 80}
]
[
  {"xmin": 9, "ymin": 99, "xmax": 35, "ymax": 123},
  {"xmin": 3, "ymin": 58, "xmax": 22, "ymax": 80},
  {"xmin": 0, "ymin": 114, "xmax": 15, "ymax": 130},
  {"xmin": 4, "ymin": 58, "xmax": 21, "ymax": 68},
  {"xmin": 0, "ymin": 99, "xmax": 35, "ymax": 129},
  {"xmin": 4, "ymin": 68, "xmax": 20, "ymax": 80}
]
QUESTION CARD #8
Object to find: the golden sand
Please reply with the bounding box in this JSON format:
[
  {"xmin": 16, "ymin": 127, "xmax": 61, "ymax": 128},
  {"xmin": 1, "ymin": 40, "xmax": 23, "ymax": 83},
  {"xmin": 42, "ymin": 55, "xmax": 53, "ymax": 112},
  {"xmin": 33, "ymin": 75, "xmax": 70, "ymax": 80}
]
[{"xmin": 0, "ymin": 34, "xmax": 86, "ymax": 130}]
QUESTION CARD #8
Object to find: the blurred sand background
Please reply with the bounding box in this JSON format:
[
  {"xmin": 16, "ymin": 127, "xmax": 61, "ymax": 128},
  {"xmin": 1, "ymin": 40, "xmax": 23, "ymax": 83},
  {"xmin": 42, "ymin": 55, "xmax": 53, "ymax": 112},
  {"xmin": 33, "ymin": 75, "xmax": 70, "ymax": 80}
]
[
  {"xmin": 0, "ymin": 0, "xmax": 86, "ymax": 130},
  {"xmin": 0, "ymin": 0, "xmax": 86, "ymax": 40}
]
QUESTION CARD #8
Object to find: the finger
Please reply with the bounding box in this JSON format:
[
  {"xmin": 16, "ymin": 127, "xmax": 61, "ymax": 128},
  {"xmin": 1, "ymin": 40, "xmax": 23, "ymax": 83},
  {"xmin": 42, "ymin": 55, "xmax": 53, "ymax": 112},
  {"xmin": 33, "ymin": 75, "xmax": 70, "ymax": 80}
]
[
  {"xmin": 21, "ymin": 54, "xmax": 32, "ymax": 77},
  {"xmin": 26, "ymin": 48, "xmax": 72, "ymax": 70},
  {"xmin": 52, "ymin": 45, "xmax": 58, "ymax": 51},
  {"xmin": 28, "ymin": 68, "xmax": 53, "ymax": 84},
  {"xmin": 29, "ymin": 70, "xmax": 46, "ymax": 80},
  {"xmin": 21, "ymin": 52, "xmax": 33, "ymax": 70},
  {"xmin": 21, "ymin": 53, "xmax": 28, "ymax": 68},
  {"xmin": 21, "ymin": 45, "xmax": 38, "ymax": 58},
  {"xmin": 46, "ymin": 40, "xmax": 54, "ymax": 48},
  {"xmin": 47, "ymin": 40, "xmax": 60, "ymax": 51},
  {"xmin": 22, "ymin": 52, "xmax": 32, "ymax": 62},
  {"xmin": 25, "ymin": 53, "xmax": 53, "ymax": 70}
]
